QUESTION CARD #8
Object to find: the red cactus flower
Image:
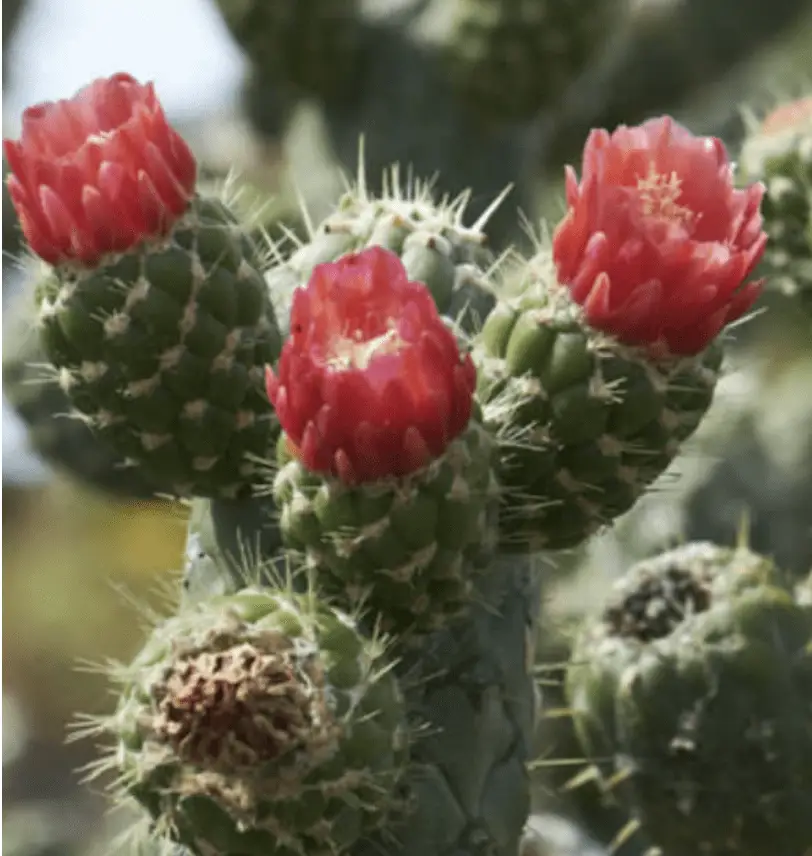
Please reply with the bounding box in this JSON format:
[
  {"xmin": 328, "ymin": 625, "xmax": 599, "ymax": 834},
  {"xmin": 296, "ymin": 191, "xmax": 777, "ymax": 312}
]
[
  {"xmin": 552, "ymin": 116, "xmax": 768, "ymax": 356},
  {"xmin": 266, "ymin": 246, "xmax": 477, "ymax": 484},
  {"xmin": 3, "ymin": 72, "xmax": 196, "ymax": 266}
]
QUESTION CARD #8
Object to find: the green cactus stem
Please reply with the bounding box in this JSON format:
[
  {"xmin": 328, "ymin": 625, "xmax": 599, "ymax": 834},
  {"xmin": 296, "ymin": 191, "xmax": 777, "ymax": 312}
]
[
  {"xmin": 473, "ymin": 248, "xmax": 721, "ymax": 552},
  {"xmin": 96, "ymin": 586, "xmax": 408, "ymax": 856},
  {"xmin": 739, "ymin": 96, "xmax": 812, "ymax": 322},
  {"xmin": 34, "ymin": 194, "xmax": 282, "ymax": 499},
  {"xmin": 264, "ymin": 163, "xmax": 501, "ymax": 341},
  {"xmin": 213, "ymin": 0, "xmax": 364, "ymax": 104},
  {"xmin": 174, "ymin": 518, "xmax": 543, "ymax": 856},
  {"xmin": 2, "ymin": 287, "xmax": 164, "ymax": 500},
  {"xmin": 442, "ymin": 0, "xmax": 626, "ymax": 125},
  {"xmin": 273, "ymin": 415, "xmax": 500, "ymax": 636},
  {"xmin": 565, "ymin": 541, "xmax": 812, "ymax": 856}
]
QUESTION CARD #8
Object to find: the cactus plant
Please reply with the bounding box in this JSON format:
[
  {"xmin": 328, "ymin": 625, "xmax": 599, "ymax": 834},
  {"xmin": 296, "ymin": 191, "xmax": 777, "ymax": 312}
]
[
  {"xmin": 739, "ymin": 95, "xmax": 812, "ymax": 323},
  {"xmin": 565, "ymin": 541, "xmax": 812, "ymax": 856},
  {"xmin": 14, "ymin": 33, "xmax": 812, "ymax": 856}
]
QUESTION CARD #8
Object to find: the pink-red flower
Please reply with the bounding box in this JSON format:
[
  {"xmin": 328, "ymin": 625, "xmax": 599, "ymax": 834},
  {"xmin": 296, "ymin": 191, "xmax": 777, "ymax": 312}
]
[
  {"xmin": 3, "ymin": 72, "xmax": 196, "ymax": 266},
  {"xmin": 266, "ymin": 246, "xmax": 477, "ymax": 484},
  {"xmin": 552, "ymin": 116, "xmax": 767, "ymax": 355}
]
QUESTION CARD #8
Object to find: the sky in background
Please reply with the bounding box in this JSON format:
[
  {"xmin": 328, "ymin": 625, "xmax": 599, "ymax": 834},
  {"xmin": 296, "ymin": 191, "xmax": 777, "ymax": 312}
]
[
  {"xmin": 3, "ymin": 0, "xmax": 247, "ymax": 481},
  {"xmin": 4, "ymin": 0, "xmax": 245, "ymax": 129}
]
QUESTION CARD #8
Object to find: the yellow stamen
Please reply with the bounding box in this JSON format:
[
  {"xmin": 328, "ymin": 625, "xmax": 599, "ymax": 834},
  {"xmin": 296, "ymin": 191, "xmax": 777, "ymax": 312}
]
[
  {"xmin": 327, "ymin": 323, "xmax": 405, "ymax": 371},
  {"xmin": 636, "ymin": 162, "xmax": 697, "ymax": 226}
]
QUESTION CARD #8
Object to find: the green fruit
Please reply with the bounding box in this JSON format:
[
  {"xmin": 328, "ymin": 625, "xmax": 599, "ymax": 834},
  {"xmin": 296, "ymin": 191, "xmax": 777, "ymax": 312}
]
[
  {"xmin": 107, "ymin": 587, "xmax": 408, "ymax": 856},
  {"xmin": 566, "ymin": 542, "xmax": 812, "ymax": 856},
  {"xmin": 2, "ymin": 288, "xmax": 163, "ymax": 499},
  {"xmin": 739, "ymin": 99, "xmax": 812, "ymax": 321},
  {"xmin": 473, "ymin": 250, "xmax": 721, "ymax": 552},
  {"xmin": 35, "ymin": 195, "xmax": 282, "ymax": 499},
  {"xmin": 443, "ymin": 0, "xmax": 625, "ymax": 124},
  {"xmin": 273, "ymin": 417, "xmax": 500, "ymax": 635},
  {"xmin": 264, "ymin": 170, "xmax": 499, "ymax": 340},
  {"xmin": 213, "ymin": 0, "xmax": 364, "ymax": 103}
]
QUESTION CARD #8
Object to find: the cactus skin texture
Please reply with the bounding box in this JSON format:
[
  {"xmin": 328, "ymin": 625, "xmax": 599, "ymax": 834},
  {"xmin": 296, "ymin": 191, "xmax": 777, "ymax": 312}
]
[
  {"xmin": 443, "ymin": 0, "xmax": 623, "ymax": 124},
  {"xmin": 180, "ymin": 530, "xmax": 542, "ymax": 856},
  {"xmin": 213, "ymin": 0, "xmax": 363, "ymax": 103},
  {"xmin": 2, "ymin": 289, "xmax": 164, "ymax": 500},
  {"xmin": 565, "ymin": 542, "xmax": 812, "ymax": 856},
  {"xmin": 273, "ymin": 417, "xmax": 500, "ymax": 635},
  {"xmin": 35, "ymin": 195, "xmax": 282, "ymax": 499},
  {"xmin": 106, "ymin": 587, "xmax": 408, "ymax": 856},
  {"xmin": 264, "ymin": 170, "xmax": 499, "ymax": 340},
  {"xmin": 473, "ymin": 250, "xmax": 721, "ymax": 552},
  {"xmin": 739, "ymin": 97, "xmax": 812, "ymax": 321}
]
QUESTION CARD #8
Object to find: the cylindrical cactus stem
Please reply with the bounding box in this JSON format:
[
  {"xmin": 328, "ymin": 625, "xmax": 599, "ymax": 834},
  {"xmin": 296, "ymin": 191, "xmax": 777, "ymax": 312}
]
[
  {"xmin": 177, "ymin": 518, "xmax": 543, "ymax": 856},
  {"xmin": 212, "ymin": 0, "xmax": 365, "ymax": 105},
  {"xmin": 442, "ymin": 0, "xmax": 628, "ymax": 125},
  {"xmin": 2, "ymin": 286, "xmax": 165, "ymax": 500},
  {"xmin": 99, "ymin": 586, "xmax": 409, "ymax": 856},
  {"xmin": 474, "ymin": 246, "xmax": 722, "ymax": 551},
  {"xmin": 565, "ymin": 541, "xmax": 812, "ymax": 856},
  {"xmin": 474, "ymin": 115, "xmax": 768, "ymax": 552},
  {"xmin": 319, "ymin": 21, "xmax": 541, "ymax": 253},
  {"xmin": 3, "ymin": 74, "xmax": 283, "ymax": 498},
  {"xmin": 739, "ymin": 95, "xmax": 812, "ymax": 322},
  {"xmin": 267, "ymin": 246, "xmax": 500, "ymax": 636},
  {"xmin": 264, "ymin": 161, "xmax": 500, "ymax": 340}
]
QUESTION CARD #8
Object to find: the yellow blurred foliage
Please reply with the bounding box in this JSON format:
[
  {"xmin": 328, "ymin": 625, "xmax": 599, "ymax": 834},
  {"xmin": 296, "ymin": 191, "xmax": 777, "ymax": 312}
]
[{"xmin": 2, "ymin": 477, "xmax": 189, "ymax": 740}]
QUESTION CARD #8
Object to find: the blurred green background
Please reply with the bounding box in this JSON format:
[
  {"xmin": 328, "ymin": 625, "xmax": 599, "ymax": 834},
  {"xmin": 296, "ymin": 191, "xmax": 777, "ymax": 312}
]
[{"xmin": 3, "ymin": 2, "xmax": 812, "ymax": 855}]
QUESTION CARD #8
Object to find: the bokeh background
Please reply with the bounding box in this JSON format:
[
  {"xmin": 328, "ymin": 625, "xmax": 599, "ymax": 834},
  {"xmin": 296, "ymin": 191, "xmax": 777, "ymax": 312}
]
[{"xmin": 3, "ymin": 2, "xmax": 812, "ymax": 855}]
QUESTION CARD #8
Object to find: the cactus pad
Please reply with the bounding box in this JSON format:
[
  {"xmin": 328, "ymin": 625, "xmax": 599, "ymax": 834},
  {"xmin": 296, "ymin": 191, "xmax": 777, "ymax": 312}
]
[
  {"xmin": 106, "ymin": 587, "xmax": 408, "ymax": 856},
  {"xmin": 35, "ymin": 195, "xmax": 282, "ymax": 498},
  {"xmin": 473, "ymin": 250, "xmax": 721, "ymax": 552},
  {"xmin": 565, "ymin": 542, "xmax": 812, "ymax": 856}
]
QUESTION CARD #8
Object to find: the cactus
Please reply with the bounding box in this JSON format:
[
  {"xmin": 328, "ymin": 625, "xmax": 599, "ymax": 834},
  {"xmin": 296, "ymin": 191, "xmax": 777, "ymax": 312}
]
[
  {"xmin": 95, "ymin": 585, "xmax": 409, "ymax": 856},
  {"xmin": 442, "ymin": 0, "xmax": 626, "ymax": 124},
  {"xmin": 212, "ymin": 0, "xmax": 364, "ymax": 104},
  {"xmin": 2, "ymin": 286, "xmax": 165, "ymax": 499},
  {"xmin": 739, "ymin": 96, "xmax": 812, "ymax": 322},
  {"xmin": 12, "ymin": 34, "xmax": 812, "ymax": 856},
  {"xmin": 565, "ymin": 542, "xmax": 812, "ymax": 856}
]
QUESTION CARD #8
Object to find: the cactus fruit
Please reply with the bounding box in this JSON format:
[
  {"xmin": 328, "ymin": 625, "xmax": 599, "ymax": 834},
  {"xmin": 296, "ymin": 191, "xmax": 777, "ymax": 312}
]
[
  {"xmin": 2, "ymin": 288, "xmax": 164, "ymax": 499},
  {"xmin": 264, "ymin": 164, "xmax": 500, "ymax": 339},
  {"xmin": 565, "ymin": 542, "xmax": 812, "ymax": 856},
  {"xmin": 212, "ymin": 0, "xmax": 363, "ymax": 104},
  {"xmin": 97, "ymin": 586, "xmax": 408, "ymax": 856},
  {"xmin": 473, "ymin": 117, "xmax": 767, "ymax": 551},
  {"xmin": 268, "ymin": 247, "xmax": 500, "ymax": 634},
  {"xmin": 442, "ymin": 0, "xmax": 624, "ymax": 125},
  {"xmin": 739, "ymin": 96, "xmax": 812, "ymax": 320},
  {"xmin": 3, "ymin": 74, "xmax": 283, "ymax": 498}
]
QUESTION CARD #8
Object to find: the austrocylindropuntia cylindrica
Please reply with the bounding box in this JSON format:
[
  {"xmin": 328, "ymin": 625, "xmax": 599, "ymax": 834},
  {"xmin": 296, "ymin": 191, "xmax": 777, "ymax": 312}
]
[
  {"xmin": 267, "ymin": 245, "xmax": 500, "ymax": 636},
  {"xmin": 565, "ymin": 541, "xmax": 812, "ymax": 856},
  {"xmin": 739, "ymin": 95, "xmax": 812, "ymax": 323},
  {"xmin": 473, "ymin": 116, "xmax": 768, "ymax": 552},
  {"xmin": 3, "ymin": 73, "xmax": 283, "ymax": 499},
  {"xmin": 263, "ymin": 160, "xmax": 502, "ymax": 342},
  {"xmin": 82, "ymin": 585, "xmax": 409, "ymax": 856}
]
